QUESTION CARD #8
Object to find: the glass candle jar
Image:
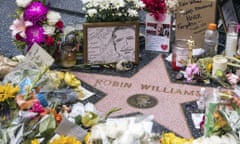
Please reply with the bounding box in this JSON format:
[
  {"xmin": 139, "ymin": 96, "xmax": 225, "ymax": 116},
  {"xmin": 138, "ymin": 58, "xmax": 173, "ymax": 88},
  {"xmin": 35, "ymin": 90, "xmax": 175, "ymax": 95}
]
[
  {"xmin": 61, "ymin": 44, "xmax": 77, "ymax": 68},
  {"xmin": 171, "ymin": 39, "xmax": 189, "ymax": 71}
]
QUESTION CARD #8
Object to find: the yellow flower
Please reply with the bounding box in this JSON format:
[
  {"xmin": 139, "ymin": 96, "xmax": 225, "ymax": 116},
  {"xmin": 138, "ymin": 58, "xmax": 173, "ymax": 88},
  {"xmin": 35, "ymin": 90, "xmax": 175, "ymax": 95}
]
[
  {"xmin": 49, "ymin": 135, "xmax": 82, "ymax": 144},
  {"xmin": 84, "ymin": 132, "xmax": 91, "ymax": 144},
  {"xmin": 81, "ymin": 111, "xmax": 99, "ymax": 128},
  {"xmin": 31, "ymin": 139, "xmax": 40, "ymax": 144},
  {"xmin": 0, "ymin": 83, "xmax": 19, "ymax": 102},
  {"xmin": 160, "ymin": 132, "xmax": 193, "ymax": 144}
]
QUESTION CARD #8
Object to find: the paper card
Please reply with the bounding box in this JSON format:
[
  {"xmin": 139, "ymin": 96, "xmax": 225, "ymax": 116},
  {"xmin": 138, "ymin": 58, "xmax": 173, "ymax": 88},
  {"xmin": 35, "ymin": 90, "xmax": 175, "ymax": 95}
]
[
  {"xmin": 25, "ymin": 43, "xmax": 54, "ymax": 66},
  {"xmin": 145, "ymin": 13, "xmax": 171, "ymax": 52},
  {"xmin": 56, "ymin": 116, "xmax": 87, "ymax": 141},
  {"xmin": 175, "ymin": 0, "xmax": 217, "ymax": 48},
  {"xmin": 191, "ymin": 113, "xmax": 204, "ymax": 129}
]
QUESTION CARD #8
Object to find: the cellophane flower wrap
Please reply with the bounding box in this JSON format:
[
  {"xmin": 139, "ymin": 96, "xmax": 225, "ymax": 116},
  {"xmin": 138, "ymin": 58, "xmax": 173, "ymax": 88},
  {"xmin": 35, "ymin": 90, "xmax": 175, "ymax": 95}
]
[
  {"xmin": 10, "ymin": 0, "xmax": 64, "ymax": 55},
  {"xmin": 82, "ymin": 0, "xmax": 145, "ymax": 22}
]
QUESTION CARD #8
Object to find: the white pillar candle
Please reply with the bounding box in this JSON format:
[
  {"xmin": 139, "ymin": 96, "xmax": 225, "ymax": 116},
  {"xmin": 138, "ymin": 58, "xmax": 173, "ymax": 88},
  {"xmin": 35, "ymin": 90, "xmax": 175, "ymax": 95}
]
[
  {"xmin": 225, "ymin": 32, "xmax": 238, "ymax": 57},
  {"xmin": 225, "ymin": 22, "xmax": 238, "ymax": 57},
  {"xmin": 212, "ymin": 55, "xmax": 228, "ymax": 77}
]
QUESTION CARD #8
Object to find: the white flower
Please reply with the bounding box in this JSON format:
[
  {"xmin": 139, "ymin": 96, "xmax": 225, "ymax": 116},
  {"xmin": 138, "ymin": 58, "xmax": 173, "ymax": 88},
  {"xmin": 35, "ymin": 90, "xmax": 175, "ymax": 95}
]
[
  {"xmin": 43, "ymin": 25, "xmax": 55, "ymax": 36},
  {"xmin": 47, "ymin": 11, "xmax": 61, "ymax": 26},
  {"xmin": 87, "ymin": 9, "xmax": 97, "ymax": 17},
  {"xmin": 69, "ymin": 102, "xmax": 98, "ymax": 118},
  {"xmin": 112, "ymin": 0, "xmax": 125, "ymax": 9},
  {"xmin": 81, "ymin": 0, "xmax": 89, "ymax": 4},
  {"xmin": 128, "ymin": 9, "xmax": 138, "ymax": 17},
  {"xmin": 16, "ymin": 0, "xmax": 32, "ymax": 8},
  {"xmin": 137, "ymin": 1, "xmax": 145, "ymax": 8},
  {"xmin": 83, "ymin": 0, "xmax": 141, "ymax": 22},
  {"xmin": 166, "ymin": 0, "xmax": 178, "ymax": 11},
  {"xmin": 117, "ymin": 13, "xmax": 122, "ymax": 16}
]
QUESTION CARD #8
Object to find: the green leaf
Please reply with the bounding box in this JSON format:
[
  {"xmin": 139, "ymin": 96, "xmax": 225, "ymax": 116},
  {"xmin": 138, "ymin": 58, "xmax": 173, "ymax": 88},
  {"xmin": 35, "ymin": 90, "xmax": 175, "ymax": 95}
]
[
  {"xmin": 103, "ymin": 107, "xmax": 121, "ymax": 120},
  {"xmin": 75, "ymin": 115, "xmax": 82, "ymax": 125},
  {"xmin": 39, "ymin": 114, "xmax": 56, "ymax": 137}
]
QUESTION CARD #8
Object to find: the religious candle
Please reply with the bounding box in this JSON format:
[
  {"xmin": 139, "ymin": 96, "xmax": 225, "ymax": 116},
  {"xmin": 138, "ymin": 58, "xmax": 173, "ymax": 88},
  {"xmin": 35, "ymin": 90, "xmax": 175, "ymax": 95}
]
[{"xmin": 171, "ymin": 39, "xmax": 189, "ymax": 71}]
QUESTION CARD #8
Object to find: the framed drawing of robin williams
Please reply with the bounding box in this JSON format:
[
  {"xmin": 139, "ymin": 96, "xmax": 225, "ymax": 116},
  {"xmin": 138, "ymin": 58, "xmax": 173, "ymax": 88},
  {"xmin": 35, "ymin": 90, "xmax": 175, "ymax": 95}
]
[{"xmin": 83, "ymin": 21, "xmax": 139, "ymax": 64}]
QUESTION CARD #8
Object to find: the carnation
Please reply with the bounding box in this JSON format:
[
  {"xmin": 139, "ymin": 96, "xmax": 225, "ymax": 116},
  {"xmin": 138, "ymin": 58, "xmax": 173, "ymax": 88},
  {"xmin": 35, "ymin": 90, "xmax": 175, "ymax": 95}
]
[
  {"xmin": 47, "ymin": 11, "xmax": 61, "ymax": 26},
  {"xmin": 16, "ymin": 0, "xmax": 32, "ymax": 8},
  {"xmin": 87, "ymin": 9, "xmax": 98, "ymax": 17},
  {"xmin": 128, "ymin": 9, "xmax": 138, "ymax": 17},
  {"xmin": 141, "ymin": 0, "xmax": 167, "ymax": 21},
  {"xmin": 43, "ymin": 25, "xmax": 56, "ymax": 36}
]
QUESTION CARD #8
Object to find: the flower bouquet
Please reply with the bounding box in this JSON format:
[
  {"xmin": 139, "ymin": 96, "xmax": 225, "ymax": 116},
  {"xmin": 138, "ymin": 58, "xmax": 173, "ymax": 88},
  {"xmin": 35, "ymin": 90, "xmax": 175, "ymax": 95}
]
[
  {"xmin": 82, "ymin": 0, "xmax": 145, "ymax": 22},
  {"xmin": 10, "ymin": 0, "xmax": 64, "ymax": 55}
]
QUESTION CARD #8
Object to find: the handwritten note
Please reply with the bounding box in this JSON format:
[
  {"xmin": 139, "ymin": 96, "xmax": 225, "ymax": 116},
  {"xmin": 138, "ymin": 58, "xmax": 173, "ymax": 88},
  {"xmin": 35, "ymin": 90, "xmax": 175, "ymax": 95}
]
[
  {"xmin": 176, "ymin": 0, "xmax": 217, "ymax": 48},
  {"xmin": 25, "ymin": 43, "xmax": 54, "ymax": 66}
]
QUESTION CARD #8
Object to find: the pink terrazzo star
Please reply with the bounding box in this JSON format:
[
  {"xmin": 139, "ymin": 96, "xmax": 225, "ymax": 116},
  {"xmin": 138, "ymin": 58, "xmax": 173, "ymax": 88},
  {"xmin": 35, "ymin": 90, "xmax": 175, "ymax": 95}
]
[{"xmin": 74, "ymin": 55, "xmax": 214, "ymax": 138}]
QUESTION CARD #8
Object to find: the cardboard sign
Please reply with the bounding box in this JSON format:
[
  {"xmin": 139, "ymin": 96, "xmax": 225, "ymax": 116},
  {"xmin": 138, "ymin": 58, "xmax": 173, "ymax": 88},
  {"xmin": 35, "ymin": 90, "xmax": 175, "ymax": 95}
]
[
  {"xmin": 145, "ymin": 13, "xmax": 171, "ymax": 52},
  {"xmin": 175, "ymin": 0, "xmax": 217, "ymax": 48}
]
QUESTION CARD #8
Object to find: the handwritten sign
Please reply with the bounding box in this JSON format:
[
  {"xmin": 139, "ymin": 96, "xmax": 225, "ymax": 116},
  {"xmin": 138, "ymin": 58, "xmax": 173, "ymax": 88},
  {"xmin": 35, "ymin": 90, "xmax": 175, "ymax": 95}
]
[
  {"xmin": 25, "ymin": 43, "xmax": 54, "ymax": 66},
  {"xmin": 175, "ymin": 0, "xmax": 217, "ymax": 48}
]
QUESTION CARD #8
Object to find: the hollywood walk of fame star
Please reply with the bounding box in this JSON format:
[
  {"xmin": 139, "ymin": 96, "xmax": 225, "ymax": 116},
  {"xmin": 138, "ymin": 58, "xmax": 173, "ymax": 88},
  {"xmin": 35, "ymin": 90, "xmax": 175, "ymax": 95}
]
[{"xmin": 74, "ymin": 55, "xmax": 214, "ymax": 138}]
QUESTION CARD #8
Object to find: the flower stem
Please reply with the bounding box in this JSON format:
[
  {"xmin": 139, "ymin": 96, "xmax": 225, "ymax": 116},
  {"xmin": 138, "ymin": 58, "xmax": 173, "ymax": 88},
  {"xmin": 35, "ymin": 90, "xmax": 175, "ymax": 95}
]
[{"xmin": 24, "ymin": 65, "xmax": 49, "ymax": 100}]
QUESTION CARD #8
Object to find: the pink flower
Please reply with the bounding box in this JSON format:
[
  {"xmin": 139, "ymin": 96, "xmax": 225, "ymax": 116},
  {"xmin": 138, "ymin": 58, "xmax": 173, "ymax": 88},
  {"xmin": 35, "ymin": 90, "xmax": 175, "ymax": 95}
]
[
  {"xmin": 226, "ymin": 73, "xmax": 240, "ymax": 85},
  {"xmin": 31, "ymin": 101, "xmax": 45, "ymax": 113},
  {"xmin": 9, "ymin": 17, "xmax": 33, "ymax": 38},
  {"xmin": 185, "ymin": 63, "xmax": 200, "ymax": 81}
]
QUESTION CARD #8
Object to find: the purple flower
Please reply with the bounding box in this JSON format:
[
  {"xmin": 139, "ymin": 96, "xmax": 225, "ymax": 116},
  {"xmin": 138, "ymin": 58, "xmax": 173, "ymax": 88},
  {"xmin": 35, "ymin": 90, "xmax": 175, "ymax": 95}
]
[
  {"xmin": 185, "ymin": 63, "xmax": 200, "ymax": 81},
  {"xmin": 25, "ymin": 25, "xmax": 46, "ymax": 48},
  {"xmin": 24, "ymin": 1, "xmax": 48, "ymax": 24}
]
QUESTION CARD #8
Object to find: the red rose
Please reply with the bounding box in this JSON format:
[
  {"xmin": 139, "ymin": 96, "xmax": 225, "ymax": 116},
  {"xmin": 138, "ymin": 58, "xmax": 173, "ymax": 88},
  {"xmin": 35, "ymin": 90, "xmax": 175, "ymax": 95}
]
[
  {"xmin": 15, "ymin": 33, "xmax": 23, "ymax": 41},
  {"xmin": 55, "ymin": 21, "xmax": 64, "ymax": 30},
  {"xmin": 46, "ymin": 36, "xmax": 55, "ymax": 46}
]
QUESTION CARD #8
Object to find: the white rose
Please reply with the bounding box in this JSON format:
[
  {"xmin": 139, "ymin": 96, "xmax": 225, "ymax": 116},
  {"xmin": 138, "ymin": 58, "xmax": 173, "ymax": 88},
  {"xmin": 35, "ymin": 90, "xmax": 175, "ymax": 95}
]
[
  {"xmin": 47, "ymin": 11, "xmax": 61, "ymax": 26},
  {"xmin": 16, "ymin": 0, "xmax": 32, "ymax": 8},
  {"xmin": 43, "ymin": 25, "xmax": 56, "ymax": 36}
]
